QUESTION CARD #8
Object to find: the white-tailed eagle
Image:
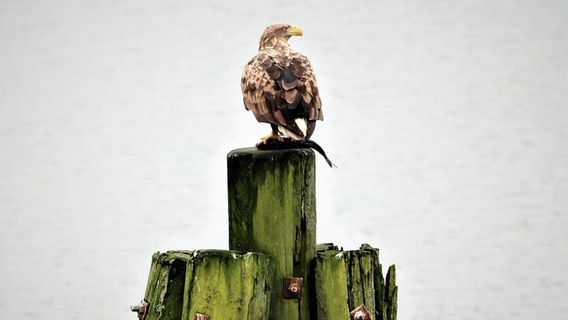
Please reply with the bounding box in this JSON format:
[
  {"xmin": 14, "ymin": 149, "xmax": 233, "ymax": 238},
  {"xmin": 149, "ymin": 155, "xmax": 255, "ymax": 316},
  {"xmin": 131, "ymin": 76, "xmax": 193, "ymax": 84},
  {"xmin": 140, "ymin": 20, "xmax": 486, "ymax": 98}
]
[{"xmin": 241, "ymin": 23, "xmax": 334, "ymax": 167}]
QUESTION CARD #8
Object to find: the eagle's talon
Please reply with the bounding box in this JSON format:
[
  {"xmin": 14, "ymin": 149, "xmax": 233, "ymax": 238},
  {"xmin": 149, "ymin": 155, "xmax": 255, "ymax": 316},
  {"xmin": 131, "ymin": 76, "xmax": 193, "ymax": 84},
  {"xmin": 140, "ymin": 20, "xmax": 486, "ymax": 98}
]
[{"xmin": 259, "ymin": 133, "xmax": 284, "ymax": 145}]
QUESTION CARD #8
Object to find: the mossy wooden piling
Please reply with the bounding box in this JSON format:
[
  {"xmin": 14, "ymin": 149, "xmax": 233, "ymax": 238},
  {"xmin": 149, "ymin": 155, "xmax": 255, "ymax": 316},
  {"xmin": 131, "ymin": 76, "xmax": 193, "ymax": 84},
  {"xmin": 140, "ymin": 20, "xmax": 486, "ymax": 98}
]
[
  {"xmin": 227, "ymin": 147, "xmax": 316, "ymax": 320},
  {"xmin": 142, "ymin": 250, "xmax": 272, "ymax": 320},
  {"xmin": 315, "ymin": 244, "xmax": 398, "ymax": 320},
  {"xmin": 137, "ymin": 148, "xmax": 397, "ymax": 320}
]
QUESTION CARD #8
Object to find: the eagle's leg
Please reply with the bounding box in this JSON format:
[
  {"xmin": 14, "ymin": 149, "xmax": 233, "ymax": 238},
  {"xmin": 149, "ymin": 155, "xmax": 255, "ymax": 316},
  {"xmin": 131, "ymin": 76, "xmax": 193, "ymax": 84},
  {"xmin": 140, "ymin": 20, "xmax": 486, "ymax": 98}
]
[{"xmin": 259, "ymin": 124, "xmax": 284, "ymax": 145}]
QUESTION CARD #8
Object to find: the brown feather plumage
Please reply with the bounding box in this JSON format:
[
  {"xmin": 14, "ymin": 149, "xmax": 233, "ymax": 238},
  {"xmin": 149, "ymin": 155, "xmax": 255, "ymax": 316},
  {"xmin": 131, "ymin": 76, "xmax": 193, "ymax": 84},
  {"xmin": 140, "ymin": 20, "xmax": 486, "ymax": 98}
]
[{"xmin": 241, "ymin": 23, "xmax": 323, "ymax": 141}]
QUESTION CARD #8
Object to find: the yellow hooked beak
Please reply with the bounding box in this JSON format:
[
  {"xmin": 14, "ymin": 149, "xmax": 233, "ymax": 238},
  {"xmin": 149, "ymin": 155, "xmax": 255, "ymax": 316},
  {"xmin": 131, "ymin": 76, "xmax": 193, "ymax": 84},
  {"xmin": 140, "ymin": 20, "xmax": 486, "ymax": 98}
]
[{"xmin": 287, "ymin": 25, "xmax": 303, "ymax": 37}]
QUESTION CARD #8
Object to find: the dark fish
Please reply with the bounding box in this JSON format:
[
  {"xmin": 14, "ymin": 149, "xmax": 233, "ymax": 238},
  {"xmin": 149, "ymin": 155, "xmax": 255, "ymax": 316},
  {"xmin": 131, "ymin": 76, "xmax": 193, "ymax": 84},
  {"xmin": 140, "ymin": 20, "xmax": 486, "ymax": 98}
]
[{"xmin": 257, "ymin": 138, "xmax": 336, "ymax": 168}]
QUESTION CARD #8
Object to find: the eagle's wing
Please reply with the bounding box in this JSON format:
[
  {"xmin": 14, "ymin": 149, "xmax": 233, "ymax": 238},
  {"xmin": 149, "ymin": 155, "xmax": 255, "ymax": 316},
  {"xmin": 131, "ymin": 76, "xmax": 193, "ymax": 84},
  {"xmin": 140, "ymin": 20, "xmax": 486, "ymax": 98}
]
[{"xmin": 241, "ymin": 51, "xmax": 323, "ymax": 139}]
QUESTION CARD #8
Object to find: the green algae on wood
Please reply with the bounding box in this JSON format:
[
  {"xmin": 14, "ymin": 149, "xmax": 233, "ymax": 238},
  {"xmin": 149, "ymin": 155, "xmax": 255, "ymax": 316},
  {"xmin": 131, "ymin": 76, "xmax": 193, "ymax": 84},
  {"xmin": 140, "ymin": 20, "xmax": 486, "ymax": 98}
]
[
  {"xmin": 315, "ymin": 244, "xmax": 398, "ymax": 320},
  {"xmin": 227, "ymin": 148, "xmax": 317, "ymax": 320},
  {"xmin": 384, "ymin": 265, "xmax": 398, "ymax": 320},
  {"xmin": 314, "ymin": 249, "xmax": 351, "ymax": 319},
  {"xmin": 143, "ymin": 250, "xmax": 271, "ymax": 320},
  {"xmin": 345, "ymin": 249, "xmax": 378, "ymax": 316},
  {"xmin": 144, "ymin": 251, "xmax": 194, "ymax": 320},
  {"xmin": 182, "ymin": 250, "xmax": 272, "ymax": 320}
]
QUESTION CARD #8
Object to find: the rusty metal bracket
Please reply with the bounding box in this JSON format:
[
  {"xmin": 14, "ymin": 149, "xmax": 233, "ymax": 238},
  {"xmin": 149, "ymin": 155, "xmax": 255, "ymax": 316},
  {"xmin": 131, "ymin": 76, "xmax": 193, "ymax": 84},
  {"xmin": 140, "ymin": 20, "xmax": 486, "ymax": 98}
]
[
  {"xmin": 130, "ymin": 299, "xmax": 148, "ymax": 320},
  {"xmin": 350, "ymin": 304, "xmax": 372, "ymax": 320},
  {"xmin": 283, "ymin": 277, "xmax": 303, "ymax": 299}
]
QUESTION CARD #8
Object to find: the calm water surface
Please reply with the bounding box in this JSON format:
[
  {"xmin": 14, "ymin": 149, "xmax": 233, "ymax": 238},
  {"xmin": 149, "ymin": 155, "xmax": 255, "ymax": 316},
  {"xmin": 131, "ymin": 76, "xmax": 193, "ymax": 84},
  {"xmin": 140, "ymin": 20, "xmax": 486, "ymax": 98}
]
[{"xmin": 0, "ymin": 1, "xmax": 566, "ymax": 319}]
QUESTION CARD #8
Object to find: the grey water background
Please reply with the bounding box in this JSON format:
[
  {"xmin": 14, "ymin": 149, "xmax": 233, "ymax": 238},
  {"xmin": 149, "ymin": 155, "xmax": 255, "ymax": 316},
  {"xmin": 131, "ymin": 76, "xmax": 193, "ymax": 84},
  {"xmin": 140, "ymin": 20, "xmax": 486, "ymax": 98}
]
[{"xmin": 0, "ymin": 0, "xmax": 566, "ymax": 319}]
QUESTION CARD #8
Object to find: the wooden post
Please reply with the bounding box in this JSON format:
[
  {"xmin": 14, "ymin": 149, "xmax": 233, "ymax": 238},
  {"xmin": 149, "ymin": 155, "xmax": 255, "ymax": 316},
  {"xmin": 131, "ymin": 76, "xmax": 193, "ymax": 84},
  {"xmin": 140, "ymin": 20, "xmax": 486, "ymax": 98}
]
[
  {"xmin": 143, "ymin": 250, "xmax": 272, "ymax": 320},
  {"xmin": 314, "ymin": 245, "xmax": 350, "ymax": 319},
  {"xmin": 138, "ymin": 148, "xmax": 398, "ymax": 320},
  {"xmin": 182, "ymin": 250, "xmax": 272, "ymax": 319},
  {"xmin": 227, "ymin": 147, "xmax": 317, "ymax": 320},
  {"xmin": 315, "ymin": 244, "xmax": 398, "ymax": 320},
  {"xmin": 144, "ymin": 251, "xmax": 192, "ymax": 320},
  {"xmin": 384, "ymin": 265, "xmax": 398, "ymax": 320}
]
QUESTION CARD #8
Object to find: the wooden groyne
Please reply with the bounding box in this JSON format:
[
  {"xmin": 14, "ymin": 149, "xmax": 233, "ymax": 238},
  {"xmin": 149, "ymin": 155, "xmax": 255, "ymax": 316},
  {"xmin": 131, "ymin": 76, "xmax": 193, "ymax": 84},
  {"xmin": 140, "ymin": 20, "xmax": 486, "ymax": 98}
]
[{"xmin": 133, "ymin": 148, "xmax": 397, "ymax": 320}]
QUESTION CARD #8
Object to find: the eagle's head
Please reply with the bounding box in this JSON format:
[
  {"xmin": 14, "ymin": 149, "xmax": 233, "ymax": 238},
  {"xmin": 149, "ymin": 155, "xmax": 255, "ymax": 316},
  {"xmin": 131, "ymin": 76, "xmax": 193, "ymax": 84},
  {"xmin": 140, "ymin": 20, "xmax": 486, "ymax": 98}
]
[{"xmin": 259, "ymin": 23, "xmax": 303, "ymax": 50}]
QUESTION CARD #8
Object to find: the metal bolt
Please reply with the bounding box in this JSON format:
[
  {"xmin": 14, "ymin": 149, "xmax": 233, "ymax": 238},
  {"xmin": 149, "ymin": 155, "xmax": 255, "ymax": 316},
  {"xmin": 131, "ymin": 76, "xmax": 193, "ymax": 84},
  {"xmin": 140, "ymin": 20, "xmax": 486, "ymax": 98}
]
[
  {"xmin": 131, "ymin": 300, "xmax": 148, "ymax": 320},
  {"xmin": 288, "ymin": 283, "xmax": 300, "ymax": 295},
  {"xmin": 282, "ymin": 277, "xmax": 303, "ymax": 299},
  {"xmin": 130, "ymin": 304, "xmax": 144, "ymax": 312},
  {"xmin": 350, "ymin": 304, "xmax": 371, "ymax": 320}
]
